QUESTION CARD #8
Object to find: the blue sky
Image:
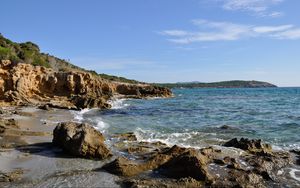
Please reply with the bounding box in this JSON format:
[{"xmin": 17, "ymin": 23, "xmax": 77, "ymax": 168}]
[{"xmin": 1, "ymin": 0, "xmax": 300, "ymax": 86}]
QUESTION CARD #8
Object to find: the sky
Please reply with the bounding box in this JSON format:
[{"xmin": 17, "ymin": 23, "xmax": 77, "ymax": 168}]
[{"xmin": 1, "ymin": 0, "xmax": 300, "ymax": 86}]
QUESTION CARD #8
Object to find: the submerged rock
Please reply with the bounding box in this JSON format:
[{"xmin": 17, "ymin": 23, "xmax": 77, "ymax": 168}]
[
  {"xmin": 112, "ymin": 132, "xmax": 137, "ymax": 141},
  {"xmin": 223, "ymin": 138, "xmax": 272, "ymax": 154},
  {"xmin": 52, "ymin": 122, "xmax": 111, "ymax": 159}
]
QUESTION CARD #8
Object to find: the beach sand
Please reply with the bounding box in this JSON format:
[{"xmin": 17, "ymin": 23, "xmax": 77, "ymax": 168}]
[{"xmin": 0, "ymin": 107, "xmax": 120, "ymax": 187}]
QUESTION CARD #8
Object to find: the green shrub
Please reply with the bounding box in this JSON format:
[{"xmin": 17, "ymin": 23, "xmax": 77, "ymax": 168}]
[
  {"xmin": 0, "ymin": 46, "xmax": 11, "ymax": 60},
  {"xmin": 32, "ymin": 57, "xmax": 50, "ymax": 68}
]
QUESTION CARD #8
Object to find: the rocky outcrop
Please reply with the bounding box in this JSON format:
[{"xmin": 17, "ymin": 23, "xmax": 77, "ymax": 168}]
[
  {"xmin": 102, "ymin": 137, "xmax": 295, "ymax": 187},
  {"xmin": 113, "ymin": 84, "xmax": 172, "ymax": 98},
  {"xmin": 223, "ymin": 138, "xmax": 272, "ymax": 154},
  {"xmin": 52, "ymin": 122, "xmax": 111, "ymax": 159},
  {"xmin": 103, "ymin": 145, "xmax": 212, "ymax": 181},
  {"xmin": 0, "ymin": 60, "xmax": 172, "ymax": 109}
]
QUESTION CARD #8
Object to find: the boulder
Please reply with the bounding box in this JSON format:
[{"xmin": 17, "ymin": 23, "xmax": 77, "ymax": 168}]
[
  {"xmin": 102, "ymin": 157, "xmax": 143, "ymax": 177},
  {"xmin": 52, "ymin": 122, "xmax": 111, "ymax": 159},
  {"xmin": 159, "ymin": 150, "xmax": 212, "ymax": 181},
  {"xmin": 223, "ymin": 138, "xmax": 272, "ymax": 154}
]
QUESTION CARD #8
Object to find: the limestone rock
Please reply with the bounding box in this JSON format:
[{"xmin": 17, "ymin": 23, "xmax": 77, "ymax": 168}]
[
  {"xmin": 0, "ymin": 61, "xmax": 172, "ymax": 109},
  {"xmin": 52, "ymin": 122, "xmax": 111, "ymax": 159}
]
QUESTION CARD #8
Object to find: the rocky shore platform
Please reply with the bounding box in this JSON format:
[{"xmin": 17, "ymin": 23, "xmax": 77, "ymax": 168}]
[{"xmin": 0, "ymin": 106, "xmax": 300, "ymax": 188}]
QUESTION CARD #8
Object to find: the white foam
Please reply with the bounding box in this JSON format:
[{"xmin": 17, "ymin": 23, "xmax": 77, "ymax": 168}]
[
  {"xmin": 108, "ymin": 99, "xmax": 129, "ymax": 109},
  {"xmin": 289, "ymin": 168, "xmax": 300, "ymax": 182},
  {"xmin": 133, "ymin": 128, "xmax": 218, "ymax": 149},
  {"xmin": 92, "ymin": 117, "xmax": 108, "ymax": 132},
  {"xmin": 71, "ymin": 108, "xmax": 92, "ymax": 122},
  {"xmin": 277, "ymin": 169, "xmax": 284, "ymax": 176}
]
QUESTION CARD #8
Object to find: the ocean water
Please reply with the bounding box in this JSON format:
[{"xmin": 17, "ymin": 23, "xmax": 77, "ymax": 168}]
[{"xmin": 76, "ymin": 87, "xmax": 300, "ymax": 150}]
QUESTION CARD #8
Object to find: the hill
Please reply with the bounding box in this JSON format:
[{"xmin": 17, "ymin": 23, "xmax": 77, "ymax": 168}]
[
  {"xmin": 0, "ymin": 34, "xmax": 172, "ymax": 109},
  {"xmin": 156, "ymin": 80, "xmax": 277, "ymax": 89},
  {"xmin": 0, "ymin": 34, "xmax": 140, "ymax": 84}
]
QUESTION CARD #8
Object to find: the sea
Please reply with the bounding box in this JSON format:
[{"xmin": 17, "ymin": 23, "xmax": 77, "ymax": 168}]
[{"xmin": 74, "ymin": 87, "xmax": 300, "ymax": 151}]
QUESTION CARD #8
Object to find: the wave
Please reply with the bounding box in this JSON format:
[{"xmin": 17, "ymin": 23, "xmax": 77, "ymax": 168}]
[
  {"xmin": 108, "ymin": 99, "xmax": 129, "ymax": 109},
  {"xmin": 289, "ymin": 168, "xmax": 300, "ymax": 182},
  {"xmin": 71, "ymin": 108, "xmax": 92, "ymax": 122},
  {"xmin": 134, "ymin": 128, "xmax": 225, "ymax": 149},
  {"xmin": 71, "ymin": 108, "xmax": 109, "ymax": 132}
]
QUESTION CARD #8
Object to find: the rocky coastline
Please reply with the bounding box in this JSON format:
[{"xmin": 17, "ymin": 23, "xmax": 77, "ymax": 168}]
[
  {"xmin": 0, "ymin": 60, "xmax": 300, "ymax": 187},
  {"xmin": 0, "ymin": 60, "xmax": 172, "ymax": 110},
  {"xmin": 0, "ymin": 106, "xmax": 299, "ymax": 187}
]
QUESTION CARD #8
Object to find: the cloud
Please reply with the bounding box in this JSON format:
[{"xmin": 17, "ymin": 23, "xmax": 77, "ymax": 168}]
[
  {"xmin": 218, "ymin": 0, "xmax": 284, "ymax": 17},
  {"xmin": 159, "ymin": 19, "xmax": 300, "ymax": 44},
  {"xmin": 253, "ymin": 25, "xmax": 293, "ymax": 33},
  {"xmin": 71, "ymin": 57, "xmax": 161, "ymax": 71},
  {"xmin": 159, "ymin": 30, "xmax": 189, "ymax": 37},
  {"xmin": 272, "ymin": 29, "xmax": 300, "ymax": 39}
]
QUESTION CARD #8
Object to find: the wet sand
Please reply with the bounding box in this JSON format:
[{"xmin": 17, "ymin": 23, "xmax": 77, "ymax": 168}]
[{"xmin": 0, "ymin": 107, "xmax": 120, "ymax": 188}]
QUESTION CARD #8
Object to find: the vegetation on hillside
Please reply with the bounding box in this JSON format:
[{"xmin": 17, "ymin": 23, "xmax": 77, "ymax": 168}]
[
  {"xmin": 0, "ymin": 34, "xmax": 140, "ymax": 84},
  {"xmin": 156, "ymin": 80, "xmax": 277, "ymax": 88}
]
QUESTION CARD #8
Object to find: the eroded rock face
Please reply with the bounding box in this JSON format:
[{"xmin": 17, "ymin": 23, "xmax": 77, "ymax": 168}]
[
  {"xmin": 52, "ymin": 122, "xmax": 111, "ymax": 159},
  {"xmin": 0, "ymin": 60, "xmax": 172, "ymax": 109}
]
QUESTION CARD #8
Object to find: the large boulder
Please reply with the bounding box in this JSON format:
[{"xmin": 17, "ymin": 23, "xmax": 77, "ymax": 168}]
[{"xmin": 52, "ymin": 122, "xmax": 112, "ymax": 159}]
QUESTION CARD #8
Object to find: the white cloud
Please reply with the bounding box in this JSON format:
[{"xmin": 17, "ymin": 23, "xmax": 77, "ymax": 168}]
[
  {"xmin": 218, "ymin": 0, "xmax": 284, "ymax": 17},
  {"xmin": 160, "ymin": 19, "xmax": 300, "ymax": 44},
  {"xmin": 253, "ymin": 25, "xmax": 293, "ymax": 33},
  {"xmin": 159, "ymin": 30, "xmax": 189, "ymax": 37},
  {"xmin": 72, "ymin": 57, "xmax": 160, "ymax": 71},
  {"xmin": 268, "ymin": 11, "xmax": 284, "ymax": 18},
  {"xmin": 272, "ymin": 29, "xmax": 300, "ymax": 39}
]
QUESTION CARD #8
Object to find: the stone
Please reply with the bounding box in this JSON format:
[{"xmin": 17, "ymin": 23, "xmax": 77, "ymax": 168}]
[
  {"xmin": 159, "ymin": 150, "xmax": 212, "ymax": 182},
  {"xmin": 52, "ymin": 122, "xmax": 111, "ymax": 159},
  {"xmin": 112, "ymin": 132, "xmax": 137, "ymax": 141},
  {"xmin": 102, "ymin": 157, "xmax": 143, "ymax": 177},
  {"xmin": 223, "ymin": 138, "xmax": 272, "ymax": 154}
]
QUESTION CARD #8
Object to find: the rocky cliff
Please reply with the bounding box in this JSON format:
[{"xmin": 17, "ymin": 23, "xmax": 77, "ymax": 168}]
[{"xmin": 0, "ymin": 60, "xmax": 172, "ymax": 109}]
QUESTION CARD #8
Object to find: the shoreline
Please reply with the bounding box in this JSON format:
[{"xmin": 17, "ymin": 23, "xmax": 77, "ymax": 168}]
[{"xmin": 1, "ymin": 106, "xmax": 300, "ymax": 187}]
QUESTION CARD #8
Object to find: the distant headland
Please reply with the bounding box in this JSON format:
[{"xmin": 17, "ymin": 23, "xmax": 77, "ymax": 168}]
[{"xmin": 156, "ymin": 80, "xmax": 277, "ymax": 89}]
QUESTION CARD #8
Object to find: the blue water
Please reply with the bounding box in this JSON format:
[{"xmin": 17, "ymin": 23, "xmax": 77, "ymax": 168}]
[{"xmin": 80, "ymin": 87, "xmax": 300, "ymax": 150}]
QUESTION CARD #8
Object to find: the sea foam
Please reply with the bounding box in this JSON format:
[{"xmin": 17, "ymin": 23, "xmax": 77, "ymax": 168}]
[{"xmin": 108, "ymin": 99, "xmax": 129, "ymax": 109}]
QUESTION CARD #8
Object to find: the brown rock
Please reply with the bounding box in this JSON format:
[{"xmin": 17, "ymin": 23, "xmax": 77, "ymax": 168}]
[
  {"xmin": 112, "ymin": 132, "xmax": 137, "ymax": 141},
  {"xmin": 159, "ymin": 150, "xmax": 212, "ymax": 182},
  {"xmin": 0, "ymin": 169, "xmax": 23, "ymax": 182},
  {"xmin": 122, "ymin": 177, "xmax": 203, "ymax": 188},
  {"xmin": 0, "ymin": 61, "xmax": 172, "ymax": 109},
  {"xmin": 223, "ymin": 138, "xmax": 272, "ymax": 154},
  {"xmin": 52, "ymin": 122, "xmax": 111, "ymax": 159},
  {"xmin": 102, "ymin": 157, "xmax": 142, "ymax": 177}
]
